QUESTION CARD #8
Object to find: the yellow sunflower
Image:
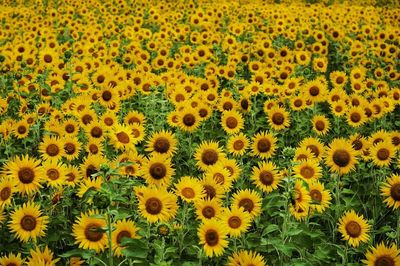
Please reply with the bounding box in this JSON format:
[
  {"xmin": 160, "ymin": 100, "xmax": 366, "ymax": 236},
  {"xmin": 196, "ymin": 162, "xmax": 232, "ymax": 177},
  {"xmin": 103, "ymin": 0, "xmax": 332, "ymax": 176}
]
[
  {"xmin": 63, "ymin": 136, "xmax": 81, "ymax": 161},
  {"xmin": 300, "ymin": 137, "xmax": 325, "ymax": 161},
  {"xmin": 347, "ymin": 106, "xmax": 367, "ymax": 128},
  {"xmin": 231, "ymin": 189, "xmax": 262, "ymax": 219},
  {"xmin": 227, "ymin": 133, "xmax": 249, "ymax": 157},
  {"xmin": 135, "ymin": 186, "xmax": 178, "ymax": 223},
  {"xmin": 174, "ymin": 176, "xmax": 205, "ymax": 202},
  {"xmin": 0, "ymin": 253, "xmax": 24, "ymax": 266},
  {"xmin": 362, "ymin": 242, "xmax": 400, "ymax": 266},
  {"xmin": 145, "ymin": 130, "xmax": 177, "ymax": 157},
  {"xmin": 4, "ymin": 155, "xmax": 43, "ymax": 195},
  {"xmin": 204, "ymin": 163, "xmax": 233, "ymax": 192},
  {"xmin": 176, "ymin": 108, "xmax": 201, "ymax": 132},
  {"xmin": 109, "ymin": 124, "xmax": 135, "ymax": 151},
  {"xmin": 195, "ymin": 198, "xmax": 222, "ymax": 221},
  {"xmin": 309, "ymin": 181, "xmax": 332, "ymax": 213},
  {"xmin": 221, "ymin": 110, "xmax": 244, "ymax": 135},
  {"xmin": 140, "ymin": 154, "xmax": 175, "ymax": 187},
  {"xmin": 380, "ymin": 174, "xmax": 400, "ymax": 210},
  {"xmin": 251, "ymin": 161, "xmax": 282, "ymax": 193},
  {"xmin": 12, "ymin": 120, "xmax": 30, "ymax": 139},
  {"xmin": 198, "ymin": 218, "xmax": 229, "ymax": 257},
  {"xmin": 293, "ymin": 159, "xmax": 322, "ymax": 183},
  {"xmin": 0, "ymin": 178, "xmax": 16, "ymax": 207},
  {"xmin": 226, "ymin": 250, "xmax": 266, "ymax": 266},
  {"xmin": 26, "ymin": 246, "xmax": 60, "ymax": 266},
  {"xmin": 39, "ymin": 135, "xmax": 65, "ymax": 161},
  {"xmin": 112, "ymin": 219, "xmax": 140, "ymax": 257},
  {"xmin": 370, "ymin": 141, "xmax": 395, "ymax": 167},
  {"xmin": 325, "ymin": 138, "xmax": 357, "ymax": 175},
  {"xmin": 267, "ymin": 106, "xmax": 290, "ymax": 131},
  {"xmin": 72, "ymin": 210, "xmax": 108, "ymax": 253},
  {"xmin": 338, "ymin": 210, "xmax": 371, "ymax": 247},
  {"xmin": 201, "ymin": 175, "xmax": 226, "ymax": 200},
  {"xmin": 293, "ymin": 146, "xmax": 316, "ymax": 162},
  {"xmin": 195, "ymin": 140, "xmax": 225, "ymax": 170},
  {"xmin": 251, "ymin": 131, "xmax": 277, "ymax": 159},
  {"xmin": 8, "ymin": 202, "xmax": 49, "ymax": 243},
  {"xmin": 312, "ymin": 115, "xmax": 330, "ymax": 135},
  {"xmin": 42, "ymin": 160, "xmax": 67, "ymax": 187},
  {"xmin": 219, "ymin": 207, "xmax": 251, "ymax": 238}
]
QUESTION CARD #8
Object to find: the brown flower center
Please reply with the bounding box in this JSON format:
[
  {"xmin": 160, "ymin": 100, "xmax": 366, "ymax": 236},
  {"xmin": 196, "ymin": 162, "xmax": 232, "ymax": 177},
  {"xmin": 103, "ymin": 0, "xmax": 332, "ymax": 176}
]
[
  {"xmin": 377, "ymin": 148, "xmax": 389, "ymax": 161},
  {"xmin": 205, "ymin": 229, "xmax": 219, "ymax": 246},
  {"xmin": 153, "ymin": 137, "xmax": 170, "ymax": 153},
  {"xmin": 332, "ymin": 149, "xmax": 350, "ymax": 167},
  {"xmin": 145, "ymin": 197, "xmax": 162, "ymax": 215},
  {"xmin": 345, "ymin": 221, "xmax": 362, "ymax": 237},
  {"xmin": 233, "ymin": 140, "xmax": 244, "ymax": 151},
  {"xmin": 202, "ymin": 206, "xmax": 215, "ymax": 219},
  {"xmin": 47, "ymin": 169, "xmax": 60, "ymax": 180},
  {"xmin": 201, "ymin": 149, "xmax": 218, "ymax": 166},
  {"xmin": 104, "ymin": 117, "xmax": 114, "ymax": 126},
  {"xmin": 102, "ymin": 90, "xmax": 112, "ymax": 101},
  {"xmin": 223, "ymin": 102, "xmax": 233, "ymax": 111},
  {"xmin": 116, "ymin": 230, "xmax": 131, "ymax": 245},
  {"xmin": 181, "ymin": 187, "xmax": 195, "ymax": 199},
  {"xmin": 350, "ymin": 112, "xmax": 361, "ymax": 123},
  {"xmin": 64, "ymin": 143, "xmax": 76, "ymax": 154},
  {"xmin": 310, "ymin": 189, "xmax": 322, "ymax": 202},
  {"xmin": 89, "ymin": 144, "xmax": 99, "ymax": 154},
  {"xmin": 203, "ymin": 185, "xmax": 216, "ymax": 199},
  {"xmin": 18, "ymin": 167, "xmax": 35, "ymax": 184},
  {"xmin": 375, "ymin": 255, "xmax": 395, "ymax": 266},
  {"xmin": 65, "ymin": 124, "xmax": 75, "ymax": 133},
  {"xmin": 315, "ymin": 121, "xmax": 325, "ymax": 131},
  {"xmin": 390, "ymin": 183, "xmax": 400, "ymax": 201},
  {"xmin": 352, "ymin": 139, "xmax": 363, "ymax": 150},
  {"xmin": 309, "ymin": 86, "xmax": 319, "ymax": 96},
  {"xmin": 228, "ymin": 216, "xmax": 242, "ymax": 229},
  {"xmin": 84, "ymin": 223, "xmax": 104, "ymax": 242},
  {"xmin": 257, "ymin": 139, "xmax": 271, "ymax": 153},
  {"xmin": 183, "ymin": 114, "xmax": 195, "ymax": 126},
  {"xmin": 226, "ymin": 117, "xmax": 238, "ymax": 129},
  {"xmin": 149, "ymin": 162, "xmax": 166, "ymax": 180},
  {"xmin": 82, "ymin": 114, "xmax": 93, "ymax": 125},
  {"xmin": 20, "ymin": 215, "xmax": 37, "ymax": 231},
  {"xmin": 0, "ymin": 186, "xmax": 11, "ymax": 201},
  {"xmin": 116, "ymin": 132, "xmax": 130, "ymax": 144},
  {"xmin": 44, "ymin": 54, "xmax": 53, "ymax": 63},
  {"xmin": 307, "ymin": 145, "xmax": 320, "ymax": 157},
  {"xmin": 300, "ymin": 166, "xmax": 315, "ymax": 179},
  {"xmin": 17, "ymin": 125, "xmax": 27, "ymax": 134},
  {"xmin": 259, "ymin": 171, "xmax": 274, "ymax": 185},
  {"xmin": 239, "ymin": 198, "xmax": 254, "ymax": 213},
  {"xmin": 46, "ymin": 144, "xmax": 60, "ymax": 156},
  {"xmin": 91, "ymin": 127, "xmax": 103, "ymax": 138},
  {"xmin": 272, "ymin": 112, "xmax": 284, "ymax": 125}
]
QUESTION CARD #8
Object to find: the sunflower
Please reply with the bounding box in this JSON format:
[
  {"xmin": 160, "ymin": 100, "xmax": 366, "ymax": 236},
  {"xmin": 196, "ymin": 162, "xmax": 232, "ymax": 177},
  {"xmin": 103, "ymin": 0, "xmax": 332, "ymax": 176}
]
[
  {"xmin": 290, "ymin": 204, "xmax": 310, "ymax": 221},
  {"xmin": 291, "ymin": 180, "xmax": 311, "ymax": 212},
  {"xmin": 86, "ymin": 138, "xmax": 104, "ymax": 156},
  {"xmin": 42, "ymin": 160, "xmax": 67, "ymax": 187},
  {"xmin": 304, "ymin": 79, "xmax": 327, "ymax": 102},
  {"xmin": 112, "ymin": 219, "xmax": 140, "ymax": 257},
  {"xmin": 338, "ymin": 210, "xmax": 370, "ymax": 247},
  {"xmin": 325, "ymin": 138, "xmax": 357, "ymax": 175},
  {"xmin": 221, "ymin": 110, "xmax": 244, "ymax": 135},
  {"xmin": 198, "ymin": 218, "xmax": 229, "ymax": 257},
  {"xmin": 98, "ymin": 84, "xmax": 120, "ymax": 108},
  {"xmin": 0, "ymin": 178, "xmax": 16, "ymax": 207},
  {"xmin": 204, "ymin": 163, "xmax": 233, "ymax": 192},
  {"xmin": 84, "ymin": 120, "xmax": 106, "ymax": 140},
  {"xmin": 77, "ymin": 177, "xmax": 103, "ymax": 198},
  {"xmin": 174, "ymin": 176, "xmax": 205, "ymax": 202},
  {"xmin": 221, "ymin": 158, "xmax": 241, "ymax": 182},
  {"xmin": 4, "ymin": 155, "xmax": 43, "ymax": 195},
  {"xmin": 331, "ymin": 100, "xmax": 347, "ymax": 117},
  {"xmin": 8, "ymin": 202, "xmax": 49, "ymax": 243},
  {"xmin": 124, "ymin": 110, "xmax": 146, "ymax": 126},
  {"xmin": 267, "ymin": 106, "xmax": 290, "ymax": 131},
  {"xmin": 101, "ymin": 110, "xmax": 118, "ymax": 129},
  {"xmin": 129, "ymin": 122, "xmax": 145, "ymax": 144},
  {"xmin": 309, "ymin": 181, "xmax": 332, "ymax": 213},
  {"xmin": 62, "ymin": 119, "xmax": 80, "ymax": 137},
  {"xmin": 349, "ymin": 134, "xmax": 368, "ymax": 156},
  {"xmin": 231, "ymin": 189, "xmax": 262, "ymax": 219},
  {"xmin": 312, "ymin": 115, "xmax": 330, "ymax": 135},
  {"xmin": 72, "ymin": 210, "xmax": 108, "ymax": 253},
  {"xmin": 251, "ymin": 161, "xmax": 282, "ymax": 193},
  {"xmin": 176, "ymin": 108, "xmax": 201, "ymax": 132},
  {"xmin": 135, "ymin": 186, "xmax": 178, "ymax": 223},
  {"xmin": 362, "ymin": 242, "xmax": 400, "ymax": 266},
  {"xmin": 0, "ymin": 253, "xmax": 24, "ymax": 266},
  {"xmin": 26, "ymin": 246, "xmax": 59, "ymax": 266},
  {"xmin": 219, "ymin": 207, "xmax": 251, "ymax": 238},
  {"xmin": 195, "ymin": 198, "xmax": 222, "ymax": 221},
  {"xmin": 145, "ymin": 130, "xmax": 177, "ymax": 157},
  {"xmin": 380, "ymin": 174, "xmax": 400, "ymax": 210},
  {"xmin": 63, "ymin": 136, "xmax": 81, "ymax": 161},
  {"xmin": 226, "ymin": 250, "xmax": 266, "ymax": 266},
  {"xmin": 370, "ymin": 141, "xmax": 395, "ymax": 167},
  {"xmin": 251, "ymin": 131, "xmax": 277, "ymax": 159},
  {"xmin": 201, "ymin": 175, "xmax": 226, "ymax": 200},
  {"xmin": 347, "ymin": 106, "xmax": 366, "ymax": 128},
  {"xmin": 293, "ymin": 159, "xmax": 322, "ymax": 183},
  {"xmin": 140, "ymin": 154, "xmax": 174, "ymax": 187},
  {"xmin": 12, "ymin": 120, "xmax": 30, "ymax": 139},
  {"xmin": 109, "ymin": 124, "xmax": 135, "ymax": 151},
  {"xmin": 293, "ymin": 146, "xmax": 316, "ymax": 162},
  {"xmin": 195, "ymin": 141, "xmax": 225, "ymax": 170},
  {"xmin": 227, "ymin": 133, "xmax": 249, "ymax": 156},
  {"xmin": 80, "ymin": 154, "xmax": 106, "ymax": 179},
  {"xmin": 65, "ymin": 166, "xmax": 81, "ymax": 187},
  {"xmin": 39, "ymin": 135, "xmax": 65, "ymax": 161}
]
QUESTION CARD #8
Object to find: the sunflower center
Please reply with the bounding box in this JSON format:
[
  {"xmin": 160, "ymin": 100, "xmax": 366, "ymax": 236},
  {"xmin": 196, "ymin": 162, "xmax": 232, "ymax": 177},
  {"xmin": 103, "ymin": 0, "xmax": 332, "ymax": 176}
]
[
  {"xmin": 145, "ymin": 197, "xmax": 162, "ymax": 215},
  {"xmin": 336, "ymin": 76, "xmax": 344, "ymax": 84},
  {"xmin": 375, "ymin": 255, "xmax": 395, "ymax": 266},
  {"xmin": 20, "ymin": 215, "xmax": 37, "ymax": 231},
  {"xmin": 86, "ymin": 165, "xmax": 98, "ymax": 178},
  {"xmin": 233, "ymin": 140, "xmax": 244, "ymax": 150},
  {"xmin": 241, "ymin": 99, "xmax": 249, "ymax": 110},
  {"xmin": 257, "ymin": 139, "xmax": 271, "ymax": 153},
  {"xmin": 201, "ymin": 149, "xmax": 218, "ymax": 166},
  {"xmin": 390, "ymin": 183, "xmax": 400, "ymax": 201},
  {"xmin": 66, "ymin": 173, "xmax": 76, "ymax": 182},
  {"xmin": 91, "ymin": 127, "xmax": 103, "ymax": 138},
  {"xmin": 223, "ymin": 102, "xmax": 233, "ymax": 111},
  {"xmin": 205, "ymin": 229, "xmax": 219, "ymax": 246},
  {"xmin": 226, "ymin": 117, "xmax": 238, "ymax": 129},
  {"xmin": 199, "ymin": 108, "xmax": 208, "ymax": 118},
  {"xmin": 259, "ymin": 171, "xmax": 274, "ymax": 185},
  {"xmin": 181, "ymin": 187, "xmax": 195, "ymax": 199},
  {"xmin": 149, "ymin": 162, "xmax": 166, "ymax": 180},
  {"xmin": 300, "ymin": 166, "xmax": 315, "ymax": 179},
  {"xmin": 89, "ymin": 144, "xmax": 99, "ymax": 154},
  {"xmin": 345, "ymin": 221, "xmax": 362, "ymax": 237},
  {"xmin": 183, "ymin": 114, "xmax": 195, "ymax": 126},
  {"xmin": 5, "ymin": 263, "xmax": 17, "ymax": 266},
  {"xmin": 377, "ymin": 148, "xmax": 389, "ymax": 160},
  {"xmin": 228, "ymin": 216, "xmax": 242, "ymax": 229},
  {"xmin": 102, "ymin": 91, "xmax": 112, "ymax": 101},
  {"xmin": 65, "ymin": 124, "xmax": 75, "ymax": 133},
  {"xmin": 239, "ymin": 198, "xmax": 254, "ymax": 213},
  {"xmin": 352, "ymin": 139, "xmax": 362, "ymax": 150},
  {"xmin": 104, "ymin": 117, "xmax": 114, "ymax": 126},
  {"xmin": 315, "ymin": 121, "xmax": 325, "ymax": 131},
  {"xmin": 116, "ymin": 230, "xmax": 131, "ymax": 245},
  {"xmin": 350, "ymin": 113, "xmax": 361, "ymax": 123},
  {"xmin": 0, "ymin": 187, "xmax": 11, "ymax": 201},
  {"xmin": 47, "ymin": 169, "xmax": 60, "ymax": 180},
  {"xmin": 46, "ymin": 144, "xmax": 60, "ymax": 156},
  {"xmin": 18, "ymin": 167, "xmax": 35, "ymax": 184},
  {"xmin": 309, "ymin": 86, "xmax": 319, "ymax": 96},
  {"xmin": 153, "ymin": 137, "xmax": 170, "ymax": 153},
  {"xmin": 272, "ymin": 113, "xmax": 284, "ymax": 125},
  {"xmin": 202, "ymin": 206, "xmax": 215, "ymax": 219},
  {"xmin": 332, "ymin": 149, "xmax": 350, "ymax": 167},
  {"xmin": 203, "ymin": 185, "xmax": 216, "ymax": 199},
  {"xmin": 294, "ymin": 99, "xmax": 302, "ymax": 107},
  {"xmin": 310, "ymin": 189, "xmax": 322, "ymax": 202},
  {"xmin": 84, "ymin": 223, "xmax": 104, "ymax": 242},
  {"xmin": 18, "ymin": 125, "xmax": 27, "ymax": 134},
  {"xmin": 44, "ymin": 54, "xmax": 53, "ymax": 63},
  {"xmin": 213, "ymin": 173, "xmax": 225, "ymax": 184},
  {"xmin": 64, "ymin": 143, "xmax": 76, "ymax": 154},
  {"xmin": 116, "ymin": 132, "xmax": 130, "ymax": 144},
  {"xmin": 392, "ymin": 137, "xmax": 400, "ymax": 146}
]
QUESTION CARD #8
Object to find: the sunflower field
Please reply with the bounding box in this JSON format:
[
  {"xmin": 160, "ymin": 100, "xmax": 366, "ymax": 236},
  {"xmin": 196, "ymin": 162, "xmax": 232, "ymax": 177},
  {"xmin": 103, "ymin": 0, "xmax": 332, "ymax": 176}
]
[{"xmin": 0, "ymin": 0, "xmax": 399, "ymax": 265}]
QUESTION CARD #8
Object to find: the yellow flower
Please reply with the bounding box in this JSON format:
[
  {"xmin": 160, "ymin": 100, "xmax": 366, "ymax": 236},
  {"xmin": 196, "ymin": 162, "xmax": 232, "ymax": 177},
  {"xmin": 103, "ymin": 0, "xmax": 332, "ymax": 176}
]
[
  {"xmin": 362, "ymin": 242, "xmax": 400, "ymax": 266},
  {"xmin": 198, "ymin": 219, "xmax": 229, "ymax": 257},
  {"xmin": 338, "ymin": 210, "xmax": 370, "ymax": 247},
  {"xmin": 380, "ymin": 174, "xmax": 400, "ymax": 210},
  {"xmin": 112, "ymin": 219, "xmax": 140, "ymax": 257},
  {"xmin": 325, "ymin": 138, "xmax": 357, "ymax": 175}
]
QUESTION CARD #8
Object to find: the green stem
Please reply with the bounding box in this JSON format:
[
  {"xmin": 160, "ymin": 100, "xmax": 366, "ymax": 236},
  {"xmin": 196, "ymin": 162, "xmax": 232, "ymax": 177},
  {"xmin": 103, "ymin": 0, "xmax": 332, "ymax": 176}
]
[
  {"xmin": 397, "ymin": 209, "xmax": 400, "ymax": 245},
  {"xmin": 107, "ymin": 210, "xmax": 114, "ymax": 266}
]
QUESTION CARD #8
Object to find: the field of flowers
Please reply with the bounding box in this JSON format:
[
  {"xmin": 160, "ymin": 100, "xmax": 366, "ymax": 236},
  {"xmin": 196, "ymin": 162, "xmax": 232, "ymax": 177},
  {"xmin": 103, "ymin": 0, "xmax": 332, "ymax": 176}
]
[{"xmin": 0, "ymin": 0, "xmax": 399, "ymax": 265}]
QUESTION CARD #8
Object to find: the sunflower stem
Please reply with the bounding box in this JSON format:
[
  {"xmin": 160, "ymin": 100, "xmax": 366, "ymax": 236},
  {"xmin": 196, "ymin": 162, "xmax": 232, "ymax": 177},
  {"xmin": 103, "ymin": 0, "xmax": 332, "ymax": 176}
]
[
  {"xmin": 107, "ymin": 209, "xmax": 114, "ymax": 266},
  {"xmin": 397, "ymin": 209, "xmax": 400, "ymax": 245}
]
